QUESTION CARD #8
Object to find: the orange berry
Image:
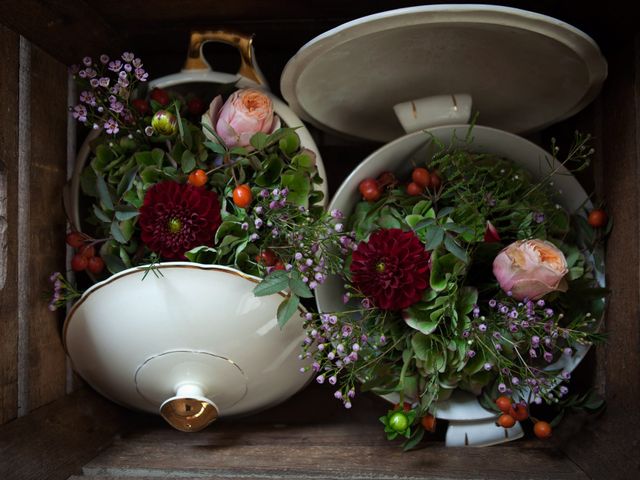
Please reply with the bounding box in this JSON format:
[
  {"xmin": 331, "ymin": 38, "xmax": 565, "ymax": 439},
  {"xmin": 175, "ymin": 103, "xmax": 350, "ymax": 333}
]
[
  {"xmin": 233, "ymin": 184, "xmax": 253, "ymax": 208},
  {"xmin": 587, "ymin": 208, "xmax": 607, "ymax": 228},
  {"xmin": 421, "ymin": 414, "xmax": 437, "ymax": 432},
  {"xmin": 509, "ymin": 402, "xmax": 529, "ymax": 421},
  {"xmin": 188, "ymin": 169, "xmax": 207, "ymax": 187},
  {"xmin": 497, "ymin": 414, "xmax": 516, "ymax": 428},
  {"xmin": 495, "ymin": 396, "xmax": 512, "ymax": 413},
  {"xmin": 534, "ymin": 421, "xmax": 553, "ymax": 439}
]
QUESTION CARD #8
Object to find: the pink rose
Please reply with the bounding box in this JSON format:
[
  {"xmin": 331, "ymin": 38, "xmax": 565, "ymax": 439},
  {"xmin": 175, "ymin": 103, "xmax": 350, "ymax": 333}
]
[
  {"xmin": 492, "ymin": 239, "xmax": 568, "ymax": 300},
  {"xmin": 201, "ymin": 88, "xmax": 280, "ymax": 148}
]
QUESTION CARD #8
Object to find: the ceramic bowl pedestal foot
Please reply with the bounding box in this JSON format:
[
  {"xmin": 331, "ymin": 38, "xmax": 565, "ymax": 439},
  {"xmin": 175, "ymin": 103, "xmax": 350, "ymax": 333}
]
[
  {"xmin": 445, "ymin": 419, "xmax": 524, "ymax": 447},
  {"xmin": 160, "ymin": 384, "xmax": 219, "ymax": 432}
]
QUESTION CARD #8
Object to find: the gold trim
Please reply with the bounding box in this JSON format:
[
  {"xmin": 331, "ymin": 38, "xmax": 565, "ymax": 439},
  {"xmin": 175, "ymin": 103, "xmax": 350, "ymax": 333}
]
[
  {"xmin": 160, "ymin": 397, "xmax": 219, "ymax": 432},
  {"xmin": 62, "ymin": 263, "xmax": 305, "ymax": 355},
  {"xmin": 183, "ymin": 30, "xmax": 264, "ymax": 85}
]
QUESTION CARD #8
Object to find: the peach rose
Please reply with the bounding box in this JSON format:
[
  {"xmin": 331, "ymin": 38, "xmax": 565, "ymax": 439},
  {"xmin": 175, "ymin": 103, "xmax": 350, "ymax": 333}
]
[
  {"xmin": 202, "ymin": 88, "xmax": 280, "ymax": 148},
  {"xmin": 492, "ymin": 239, "xmax": 568, "ymax": 300}
]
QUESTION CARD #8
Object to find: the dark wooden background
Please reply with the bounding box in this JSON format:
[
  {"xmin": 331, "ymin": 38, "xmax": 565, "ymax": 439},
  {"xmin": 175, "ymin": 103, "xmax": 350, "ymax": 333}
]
[{"xmin": 0, "ymin": 1, "xmax": 639, "ymax": 479}]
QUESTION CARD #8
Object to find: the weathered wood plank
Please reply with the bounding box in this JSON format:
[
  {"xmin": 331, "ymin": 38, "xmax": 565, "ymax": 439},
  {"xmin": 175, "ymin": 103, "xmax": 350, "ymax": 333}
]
[
  {"xmin": 0, "ymin": 1, "xmax": 118, "ymax": 65},
  {"xmin": 0, "ymin": 24, "xmax": 20, "ymax": 425},
  {"xmin": 83, "ymin": 421, "xmax": 587, "ymax": 480},
  {"xmin": 0, "ymin": 387, "xmax": 130, "ymax": 480},
  {"xmin": 559, "ymin": 32, "xmax": 640, "ymax": 480},
  {"xmin": 25, "ymin": 42, "xmax": 69, "ymax": 411}
]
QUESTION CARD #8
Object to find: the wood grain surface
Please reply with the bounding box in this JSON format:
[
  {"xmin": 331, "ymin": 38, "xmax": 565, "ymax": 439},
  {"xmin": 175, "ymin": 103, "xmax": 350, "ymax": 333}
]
[{"xmin": 0, "ymin": 24, "xmax": 20, "ymax": 425}]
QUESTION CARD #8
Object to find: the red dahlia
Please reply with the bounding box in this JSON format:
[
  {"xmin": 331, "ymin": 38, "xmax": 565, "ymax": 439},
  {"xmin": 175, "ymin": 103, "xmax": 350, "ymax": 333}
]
[
  {"xmin": 138, "ymin": 181, "xmax": 222, "ymax": 260},
  {"xmin": 350, "ymin": 228, "xmax": 431, "ymax": 310}
]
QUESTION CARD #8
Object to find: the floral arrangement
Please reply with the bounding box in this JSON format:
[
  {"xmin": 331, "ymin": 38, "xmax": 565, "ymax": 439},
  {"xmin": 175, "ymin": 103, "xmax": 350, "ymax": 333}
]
[
  {"xmin": 299, "ymin": 132, "xmax": 608, "ymax": 448},
  {"xmin": 51, "ymin": 51, "xmax": 340, "ymax": 326}
]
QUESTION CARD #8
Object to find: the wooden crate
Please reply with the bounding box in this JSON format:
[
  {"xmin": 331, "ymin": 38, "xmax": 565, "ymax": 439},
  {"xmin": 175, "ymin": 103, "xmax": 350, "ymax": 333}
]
[{"xmin": 0, "ymin": 2, "xmax": 638, "ymax": 479}]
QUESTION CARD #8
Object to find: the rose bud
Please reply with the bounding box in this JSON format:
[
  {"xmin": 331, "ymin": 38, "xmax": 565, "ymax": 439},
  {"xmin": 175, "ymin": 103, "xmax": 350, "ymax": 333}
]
[
  {"xmin": 484, "ymin": 221, "xmax": 501, "ymax": 243},
  {"xmin": 201, "ymin": 88, "xmax": 280, "ymax": 148},
  {"xmin": 492, "ymin": 239, "xmax": 568, "ymax": 300},
  {"xmin": 151, "ymin": 110, "xmax": 177, "ymax": 136}
]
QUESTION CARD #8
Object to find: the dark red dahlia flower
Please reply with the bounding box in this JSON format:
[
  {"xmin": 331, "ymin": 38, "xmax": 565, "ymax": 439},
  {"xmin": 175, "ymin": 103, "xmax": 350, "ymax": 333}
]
[
  {"xmin": 138, "ymin": 181, "xmax": 221, "ymax": 260},
  {"xmin": 350, "ymin": 228, "xmax": 431, "ymax": 310}
]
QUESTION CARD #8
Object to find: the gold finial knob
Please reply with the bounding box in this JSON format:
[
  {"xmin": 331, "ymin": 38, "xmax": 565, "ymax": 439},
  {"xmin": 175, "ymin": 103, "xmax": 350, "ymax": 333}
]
[{"xmin": 160, "ymin": 384, "xmax": 219, "ymax": 432}]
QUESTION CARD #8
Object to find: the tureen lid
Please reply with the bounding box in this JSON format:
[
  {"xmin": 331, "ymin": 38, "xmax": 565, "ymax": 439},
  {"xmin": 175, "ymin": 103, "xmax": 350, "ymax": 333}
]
[{"xmin": 280, "ymin": 4, "xmax": 607, "ymax": 142}]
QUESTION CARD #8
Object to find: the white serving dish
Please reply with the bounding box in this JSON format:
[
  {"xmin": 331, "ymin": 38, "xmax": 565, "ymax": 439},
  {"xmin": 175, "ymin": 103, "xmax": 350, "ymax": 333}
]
[
  {"xmin": 314, "ymin": 124, "xmax": 604, "ymax": 445},
  {"xmin": 64, "ymin": 263, "xmax": 311, "ymax": 432},
  {"xmin": 63, "ymin": 31, "xmax": 324, "ymax": 431},
  {"xmin": 283, "ymin": 5, "xmax": 607, "ymax": 446}
]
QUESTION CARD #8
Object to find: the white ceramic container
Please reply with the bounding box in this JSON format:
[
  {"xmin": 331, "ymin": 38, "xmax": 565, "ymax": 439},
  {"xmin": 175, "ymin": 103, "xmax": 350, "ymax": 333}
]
[
  {"xmin": 314, "ymin": 124, "xmax": 604, "ymax": 446},
  {"xmin": 63, "ymin": 31, "xmax": 324, "ymax": 431},
  {"xmin": 64, "ymin": 263, "xmax": 311, "ymax": 432},
  {"xmin": 283, "ymin": 5, "xmax": 608, "ymax": 446}
]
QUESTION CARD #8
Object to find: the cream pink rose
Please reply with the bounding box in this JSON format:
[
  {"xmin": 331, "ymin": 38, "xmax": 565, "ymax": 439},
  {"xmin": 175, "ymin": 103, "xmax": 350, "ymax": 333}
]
[
  {"xmin": 202, "ymin": 88, "xmax": 280, "ymax": 148},
  {"xmin": 492, "ymin": 239, "xmax": 568, "ymax": 300}
]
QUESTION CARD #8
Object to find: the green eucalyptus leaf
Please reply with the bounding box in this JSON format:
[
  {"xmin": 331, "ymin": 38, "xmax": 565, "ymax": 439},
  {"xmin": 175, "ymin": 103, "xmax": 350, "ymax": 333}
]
[
  {"xmin": 403, "ymin": 306, "xmax": 441, "ymax": 335},
  {"xmin": 185, "ymin": 245, "xmax": 217, "ymax": 264},
  {"xmin": 110, "ymin": 221, "xmax": 126, "ymax": 243},
  {"xmin": 93, "ymin": 205, "xmax": 112, "ymax": 223},
  {"xmin": 253, "ymin": 271, "xmax": 289, "ymax": 297},
  {"xmin": 96, "ymin": 174, "xmax": 114, "ymax": 211},
  {"xmin": 117, "ymin": 167, "xmax": 139, "ymax": 197},
  {"xmin": 134, "ymin": 151, "xmax": 155, "ymax": 167},
  {"xmin": 444, "ymin": 233, "xmax": 469, "ymax": 263},
  {"xmin": 181, "ymin": 150, "xmax": 196, "ymax": 173},
  {"xmin": 204, "ymin": 140, "xmax": 227, "ymax": 155},
  {"xmin": 277, "ymin": 294, "xmax": 300, "ymax": 328},
  {"xmin": 114, "ymin": 210, "xmax": 140, "ymax": 221},
  {"xmin": 424, "ymin": 227, "xmax": 444, "ymax": 250},
  {"xmin": 102, "ymin": 252, "xmax": 126, "ymax": 274},
  {"xmin": 289, "ymin": 272, "xmax": 314, "ymax": 298}
]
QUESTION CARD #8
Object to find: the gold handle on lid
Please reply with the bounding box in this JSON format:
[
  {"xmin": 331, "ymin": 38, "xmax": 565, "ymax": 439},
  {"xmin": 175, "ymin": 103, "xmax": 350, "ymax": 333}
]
[{"xmin": 183, "ymin": 29, "xmax": 265, "ymax": 85}]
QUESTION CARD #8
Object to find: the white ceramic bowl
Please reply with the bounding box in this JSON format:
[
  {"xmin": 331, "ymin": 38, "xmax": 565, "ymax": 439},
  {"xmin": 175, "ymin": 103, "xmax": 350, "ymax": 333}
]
[
  {"xmin": 64, "ymin": 263, "xmax": 311, "ymax": 431},
  {"xmin": 315, "ymin": 125, "xmax": 603, "ymax": 446}
]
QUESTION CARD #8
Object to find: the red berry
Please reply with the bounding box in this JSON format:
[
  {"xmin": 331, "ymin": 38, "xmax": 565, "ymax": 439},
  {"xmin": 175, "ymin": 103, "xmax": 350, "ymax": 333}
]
[
  {"xmin": 233, "ymin": 184, "xmax": 253, "ymax": 208},
  {"xmin": 273, "ymin": 261, "xmax": 286, "ymax": 271},
  {"xmin": 429, "ymin": 172, "xmax": 442, "ymax": 190},
  {"xmin": 411, "ymin": 167, "xmax": 431, "ymax": 187},
  {"xmin": 66, "ymin": 232, "xmax": 85, "ymax": 249},
  {"xmin": 131, "ymin": 99, "xmax": 150, "ymax": 115},
  {"xmin": 393, "ymin": 402, "xmax": 412, "ymax": 412},
  {"xmin": 150, "ymin": 88, "xmax": 170, "ymax": 106},
  {"xmin": 188, "ymin": 169, "xmax": 207, "ymax": 187},
  {"xmin": 71, "ymin": 254, "xmax": 88, "ymax": 272},
  {"xmin": 256, "ymin": 249, "xmax": 278, "ymax": 267},
  {"xmin": 587, "ymin": 208, "xmax": 608, "ymax": 228},
  {"xmin": 358, "ymin": 178, "xmax": 381, "ymax": 202},
  {"xmin": 187, "ymin": 97, "xmax": 206, "ymax": 116},
  {"xmin": 495, "ymin": 396, "xmax": 512, "ymax": 413},
  {"xmin": 406, "ymin": 182, "xmax": 423, "ymax": 196},
  {"xmin": 79, "ymin": 245, "xmax": 95, "ymax": 259},
  {"xmin": 87, "ymin": 256, "xmax": 105, "ymax": 274},
  {"xmin": 376, "ymin": 171, "xmax": 397, "ymax": 189},
  {"xmin": 497, "ymin": 414, "xmax": 516, "ymax": 428}
]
